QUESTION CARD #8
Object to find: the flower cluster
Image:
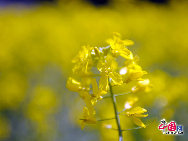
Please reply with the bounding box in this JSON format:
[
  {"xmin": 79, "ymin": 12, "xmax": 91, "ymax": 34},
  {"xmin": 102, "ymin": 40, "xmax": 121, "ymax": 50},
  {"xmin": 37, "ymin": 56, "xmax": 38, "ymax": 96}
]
[{"xmin": 67, "ymin": 33, "xmax": 151, "ymax": 129}]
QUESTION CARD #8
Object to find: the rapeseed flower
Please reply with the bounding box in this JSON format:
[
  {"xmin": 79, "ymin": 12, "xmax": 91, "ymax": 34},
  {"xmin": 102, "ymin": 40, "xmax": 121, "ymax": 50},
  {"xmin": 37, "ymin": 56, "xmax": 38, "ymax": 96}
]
[
  {"xmin": 122, "ymin": 61, "xmax": 147, "ymax": 83},
  {"xmin": 106, "ymin": 33, "xmax": 134, "ymax": 60},
  {"xmin": 81, "ymin": 107, "xmax": 96, "ymax": 129},
  {"xmin": 67, "ymin": 33, "xmax": 150, "ymax": 137},
  {"xmin": 131, "ymin": 79, "xmax": 151, "ymax": 93},
  {"xmin": 125, "ymin": 106, "xmax": 148, "ymax": 128}
]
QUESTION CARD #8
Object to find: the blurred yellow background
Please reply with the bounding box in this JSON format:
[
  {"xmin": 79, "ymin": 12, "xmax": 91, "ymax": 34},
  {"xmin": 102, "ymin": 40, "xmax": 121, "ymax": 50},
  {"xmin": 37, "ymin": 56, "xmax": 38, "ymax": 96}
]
[{"xmin": 0, "ymin": 0, "xmax": 187, "ymax": 140}]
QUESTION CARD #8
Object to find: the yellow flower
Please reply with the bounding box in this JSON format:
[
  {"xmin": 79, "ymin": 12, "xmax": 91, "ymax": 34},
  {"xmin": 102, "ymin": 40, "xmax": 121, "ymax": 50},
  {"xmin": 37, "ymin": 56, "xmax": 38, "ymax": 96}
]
[
  {"xmin": 97, "ymin": 54, "xmax": 123, "ymax": 94},
  {"xmin": 81, "ymin": 107, "xmax": 96, "ymax": 129},
  {"xmin": 91, "ymin": 78, "xmax": 99, "ymax": 97},
  {"xmin": 97, "ymin": 54, "xmax": 118, "ymax": 73},
  {"xmin": 126, "ymin": 106, "xmax": 148, "ymax": 128},
  {"xmin": 66, "ymin": 77, "xmax": 99, "ymax": 106},
  {"xmin": 121, "ymin": 61, "xmax": 147, "ymax": 83},
  {"xmin": 79, "ymin": 91, "xmax": 95, "ymax": 109},
  {"xmin": 79, "ymin": 92, "xmax": 97, "ymax": 129},
  {"xmin": 109, "ymin": 72, "xmax": 123, "ymax": 86},
  {"xmin": 131, "ymin": 79, "xmax": 151, "ymax": 93},
  {"xmin": 72, "ymin": 46, "xmax": 90, "ymax": 63},
  {"xmin": 124, "ymin": 96, "xmax": 138, "ymax": 109},
  {"xmin": 66, "ymin": 77, "xmax": 89, "ymax": 92},
  {"xmin": 98, "ymin": 72, "xmax": 109, "ymax": 95},
  {"xmin": 106, "ymin": 33, "xmax": 134, "ymax": 59},
  {"xmin": 66, "ymin": 77, "xmax": 82, "ymax": 92},
  {"xmin": 91, "ymin": 78, "xmax": 103, "ymax": 101},
  {"xmin": 72, "ymin": 46, "xmax": 92, "ymax": 75}
]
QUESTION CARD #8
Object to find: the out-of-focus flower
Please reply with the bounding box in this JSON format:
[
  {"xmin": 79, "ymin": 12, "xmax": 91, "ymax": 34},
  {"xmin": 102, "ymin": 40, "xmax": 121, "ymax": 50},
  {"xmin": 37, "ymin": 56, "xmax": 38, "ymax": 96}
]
[
  {"xmin": 122, "ymin": 61, "xmax": 147, "ymax": 83},
  {"xmin": 66, "ymin": 77, "xmax": 84, "ymax": 92},
  {"xmin": 124, "ymin": 96, "xmax": 138, "ymax": 110},
  {"xmin": 131, "ymin": 79, "xmax": 151, "ymax": 93},
  {"xmin": 25, "ymin": 86, "xmax": 58, "ymax": 133}
]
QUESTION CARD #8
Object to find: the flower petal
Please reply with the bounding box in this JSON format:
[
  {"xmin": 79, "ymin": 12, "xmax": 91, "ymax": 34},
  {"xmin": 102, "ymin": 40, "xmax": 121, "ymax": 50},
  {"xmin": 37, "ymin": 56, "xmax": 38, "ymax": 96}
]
[{"xmin": 132, "ymin": 117, "xmax": 146, "ymax": 128}]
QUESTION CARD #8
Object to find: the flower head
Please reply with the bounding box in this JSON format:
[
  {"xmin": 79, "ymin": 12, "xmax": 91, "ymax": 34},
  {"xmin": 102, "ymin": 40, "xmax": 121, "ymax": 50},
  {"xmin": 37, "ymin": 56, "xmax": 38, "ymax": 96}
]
[{"xmin": 67, "ymin": 33, "xmax": 150, "ymax": 129}]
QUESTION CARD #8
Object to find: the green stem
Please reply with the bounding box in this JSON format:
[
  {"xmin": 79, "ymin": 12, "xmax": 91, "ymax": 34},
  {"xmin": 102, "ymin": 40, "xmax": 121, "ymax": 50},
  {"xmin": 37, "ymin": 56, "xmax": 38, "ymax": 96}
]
[
  {"xmin": 102, "ymin": 92, "xmax": 131, "ymax": 99},
  {"xmin": 97, "ymin": 117, "xmax": 115, "ymax": 121},
  {"xmin": 109, "ymin": 79, "xmax": 123, "ymax": 141}
]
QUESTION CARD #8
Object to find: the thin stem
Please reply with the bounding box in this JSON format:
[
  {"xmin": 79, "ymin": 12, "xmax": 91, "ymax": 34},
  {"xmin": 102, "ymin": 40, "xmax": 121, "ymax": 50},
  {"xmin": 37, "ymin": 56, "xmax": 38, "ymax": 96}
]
[
  {"xmin": 110, "ymin": 126, "xmax": 143, "ymax": 131},
  {"xmin": 114, "ymin": 92, "xmax": 131, "ymax": 97},
  {"xmin": 80, "ymin": 117, "xmax": 115, "ymax": 122},
  {"xmin": 109, "ymin": 79, "xmax": 123, "ymax": 141},
  {"xmin": 118, "ymin": 109, "xmax": 126, "ymax": 114},
  {"xmin": 102, "ymin": 92, "xmax": 131, "ymax": 99},
  {"xmin": 97, "ymin": 117, "xmax": 115, "ymax": 121}
]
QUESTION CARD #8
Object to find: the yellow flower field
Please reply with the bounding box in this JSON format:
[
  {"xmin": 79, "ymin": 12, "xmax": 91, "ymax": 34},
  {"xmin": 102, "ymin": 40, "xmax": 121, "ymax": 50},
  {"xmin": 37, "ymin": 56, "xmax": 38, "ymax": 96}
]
[{"xmin": 0, "ymin": 0, "xmax": 187, "ymax": 140}]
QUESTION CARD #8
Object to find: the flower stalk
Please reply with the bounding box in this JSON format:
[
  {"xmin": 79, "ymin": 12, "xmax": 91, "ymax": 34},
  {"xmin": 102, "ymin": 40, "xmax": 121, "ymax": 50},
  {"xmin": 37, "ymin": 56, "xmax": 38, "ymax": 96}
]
[{"xmin": 109, "ymin": 78, "xmax": 123, "ymax": 141}]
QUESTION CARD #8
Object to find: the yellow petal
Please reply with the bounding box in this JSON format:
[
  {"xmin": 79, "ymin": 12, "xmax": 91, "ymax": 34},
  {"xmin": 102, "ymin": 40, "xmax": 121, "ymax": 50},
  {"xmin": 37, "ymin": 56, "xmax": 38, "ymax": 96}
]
[
  {"xmin": 109, "ymin": 72, "xmax": 123, "ymax": 86},
  {"xmin": 123, "ymin": 40, "xmax": 134, "ymax": 46},
  {"xmin": 134, "ymin": 114, "xmax": 148, "ymax": 118},
  {"xmin": 72, "ymin": 46, "xmax": 90, "ymax": 63},
  {"xmin": 119, "ymin": 48, "xmax": 132, "ymax": 59},
  {"xmin": 107, "ymin": 33, "xmax": 134, "ymax": 59},
  {"xmin": 81, "ymin": 107, "xmax": 96, "ymax": 129},
  {"xmin": 132, "ymin": 117, "xmax": 146, "ymax": 128},
  {"xmin": 66, "ymin": 77, "xmax": 82, "ymax": 92},
  {"xmin": 99, "ymin": 74, "xmax": 109, "ymax": 94},
  {"xmin": 127, "ymin": 106, "xmax": 147, "ymax": 115},
  {"xmin": 138, "ymin": 79, "xmax": 150, "ymax": 86},
  {"xmin": 123, "ymin": 62, "xmax": 147, "ymax": 83},
  {"xmin": 131, "ymin": 79, "xmax": 151, "ymax": 93},
  {"xmin": 124, "ymin": 96, "xmax": 138, "ymax": 109},
  {"xmin": 81, "ymin": 92, "xmax": 95, "ymax": 112}
]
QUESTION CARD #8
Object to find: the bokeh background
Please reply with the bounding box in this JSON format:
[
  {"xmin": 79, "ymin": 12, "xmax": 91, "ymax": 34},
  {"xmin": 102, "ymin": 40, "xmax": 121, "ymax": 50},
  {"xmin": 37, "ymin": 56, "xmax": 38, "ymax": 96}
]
[{"xmin": 0, "ymin": 0, "xmax": 187, "ymax": 141}]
